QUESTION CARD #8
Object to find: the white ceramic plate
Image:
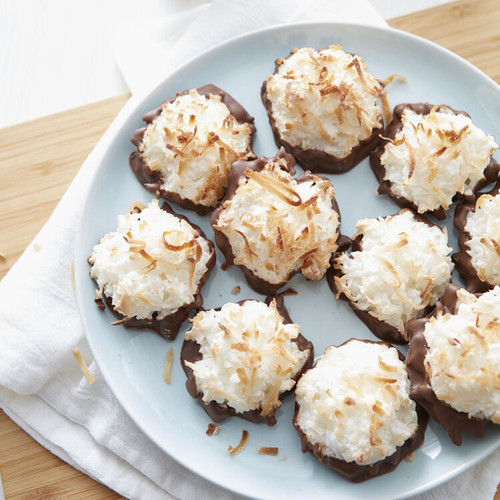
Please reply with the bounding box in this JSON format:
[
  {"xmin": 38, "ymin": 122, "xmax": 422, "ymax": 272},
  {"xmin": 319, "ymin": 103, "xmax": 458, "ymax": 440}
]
[{"xmin": 74, "ymin": 22, "xmax": 500, "ymax": 499}]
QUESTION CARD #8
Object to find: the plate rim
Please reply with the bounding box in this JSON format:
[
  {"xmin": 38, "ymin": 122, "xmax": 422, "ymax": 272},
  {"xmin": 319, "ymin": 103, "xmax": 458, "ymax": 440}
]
[{"xmin": 74, "ymin": 20, "xmax": 500, "ymax": 499}]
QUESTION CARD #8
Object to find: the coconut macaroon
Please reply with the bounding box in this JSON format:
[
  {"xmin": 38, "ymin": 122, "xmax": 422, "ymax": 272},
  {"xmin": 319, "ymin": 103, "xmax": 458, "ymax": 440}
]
[
  {"xmin": 129, "ymin": 84, "xmax": 256, "ymax": 214},
  {"xmin": 262, "ymin": 45, "xmax": 385, "ymax": 173},
  {"xmin": 294, "ymin": 339, "xmax": 427, "ymax": 482},
  {"xmin": 210, "ymin": 149, "xmax": 341, "ymax": 294},
  {"xmin": 88, "ymin": 199, "xmax": 215, "ymax": 340},
  {"xmin": 454, "ymin": 180, "xmax": 500, "ymax": 292},
  {"xmin": 332, "ymin": 209, "xmax": 453, "ymax": 344},
  {"xmin": 370, "ymin": 103, "xmax": 499, "ymax": 219},
  {"xmin": 181, "ymin": 297, "xmax": 313, "ymax": 425},
  {"xmin": 407, "ymin": 284, "xmax": 500, "ymax": 445}
]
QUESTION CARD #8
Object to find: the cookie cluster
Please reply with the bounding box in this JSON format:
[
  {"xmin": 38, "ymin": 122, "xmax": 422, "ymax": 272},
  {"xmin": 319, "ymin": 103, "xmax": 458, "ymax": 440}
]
[{"xmin": 87, "ymin": 43, "xmax": 499, "ymax": 484}]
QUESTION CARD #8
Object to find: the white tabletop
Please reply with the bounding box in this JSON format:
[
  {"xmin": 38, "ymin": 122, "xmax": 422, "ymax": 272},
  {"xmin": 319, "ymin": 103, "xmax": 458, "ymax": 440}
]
[{"xmin": 0, "ymin": 0, "xmax": 451, "ymax": 129}]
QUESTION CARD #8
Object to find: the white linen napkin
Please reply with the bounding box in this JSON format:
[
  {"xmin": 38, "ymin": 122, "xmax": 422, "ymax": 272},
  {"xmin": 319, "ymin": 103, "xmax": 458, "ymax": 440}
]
[
  {"xmin": 0, "ymin": 1, "xmax": 499, "ymax": 499},
  {"xmin": 112, "ymin": 0, "xmax": 387, "ymax": 96}
]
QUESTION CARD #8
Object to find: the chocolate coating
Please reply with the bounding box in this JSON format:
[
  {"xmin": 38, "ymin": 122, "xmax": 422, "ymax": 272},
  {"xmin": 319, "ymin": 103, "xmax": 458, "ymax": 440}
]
[
  {"xmin": 370, "ymin": 103, "xmax": 500, "ymax": 220},
  {"xmin": 91, "ymin": 201, "xmax": 216, "ymax": 340},
  {"xmin": 406, "ymin": 283, "xmax": 488, "ymax": 445},
  {"xmin": 261, "ymin": 53, "xmax": 383, "ymax": 174},
  {"xmin": 181, "ymin": 294, "xmax": 314, "ymax": 425},
  {"xmin": 210, "ymin": 148, "xmax": 342, "ymax": 295},
  {"xmin": 293, "ymin": 338, "xmax": 428, "ymax": 482},
  {"xmin": 129, "ymin": 84, "xmax": 256, "ymax": 215},
  {"xmin": 453, "ymin": 178, "xmax": 500, "ymax": 292},
  {"xmin": 328, "ymin": 208, "xmax": 444, "ymax": 344}
]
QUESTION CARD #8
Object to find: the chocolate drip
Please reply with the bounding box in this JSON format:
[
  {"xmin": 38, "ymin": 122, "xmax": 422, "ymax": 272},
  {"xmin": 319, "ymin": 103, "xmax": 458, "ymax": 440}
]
[
  {"xmin": 293, "ymin": 338, "xmax": 428, "ymax": 482},
  {"xmin": 453, "ymin": 178, "xmax": 500, "ymax": 292},
  {"xmin": 261, "ymin": 60, "xmax": 383, "ymax": 174},
  {"xmin": 181, "ymin": 295, "xmax": 314, "ymax": 425},
  {"xmin": 90, "ymin": 201, "xmax": 216, "ymax": 340},
  {"xmin": 129, "ymin": 84, "xmax": 256, "ymax": 215},
  {"xmin": 406, "ymin": 284, "xmax": 488, "ymax": 445},
  {"xmin": 328, "ymin": 208, "xmax": 447, "ymax": 344},
  {"xmin": 210, "ymin": 148, "xmax": 343, "ymax": 295},
  {"xmin": 370, "ymin": 103, "xmax": 500, "ymax": 220}
]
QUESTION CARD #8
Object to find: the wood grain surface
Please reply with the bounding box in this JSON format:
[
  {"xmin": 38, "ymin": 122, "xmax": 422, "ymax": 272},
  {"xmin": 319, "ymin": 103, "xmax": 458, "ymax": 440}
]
[{"xmin": 0, "ymin": 0, "xmax": 499, "ymax": 498}]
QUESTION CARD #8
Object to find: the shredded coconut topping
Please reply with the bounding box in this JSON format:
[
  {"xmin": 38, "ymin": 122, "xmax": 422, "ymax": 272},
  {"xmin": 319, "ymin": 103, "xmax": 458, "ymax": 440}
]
[
  {"xmin": 423, "ymin": 287, "xmax": 500, "ymax": 423},
  {"xmin": 335, "ymin": 210, "xmax": 453, "ymax": 333},
  {"xmin": 380, "ymin": 107, "xmax": 498, "ymax": 213},
  {"xmin": 140, "ymin": 89, "xmax": 253, "ymax": 207},
  {"xmin": 185, "ymin": 300, "xmax": 310, "ymax": 415},
  {"xmin": 89, "ymin": 199, "xmax": 212, "ymax": 320},
  {"xmin": 465, "ymin": 193, "xmax": 500, "ymax": 285},
  {"xmin": 214, "ymin": 158, "xmax": 340, "ymax": 284},
  {"xmin": 265, "ymin": 45, "xmax": 383, "ymax": 158},
  {"xmin": 295, "ymin": 340, "xmax": 418, "ymax": 465}
]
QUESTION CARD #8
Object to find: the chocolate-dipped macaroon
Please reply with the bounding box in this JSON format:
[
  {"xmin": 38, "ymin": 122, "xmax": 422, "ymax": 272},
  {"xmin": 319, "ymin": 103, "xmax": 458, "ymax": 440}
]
[
  {"xmin": 294, "ymin": 339, "xmax": 428, "ymax": 482},
  {"xmin": 210, "ymin": 148, "xmax": 341, "ymax": 295},
  {"xmin": 181, "ymin": 296, "xmax": 313, "ymax": 425},
  {"xmin": 406, "ymin": 284, "xmax": 500, "ymax": 445},
  {"xmin": 88, "ymin": 199, "xmax": 215, "ymax": 340},
  {"xmin": 262, "ymin": 45, "xmax": 384, "ymax": 174},
  {"xmin": 370, "ymin": 103, "xmax": 499, "ymax": 220},
  {"xmin": 454, "ymin": 178, "xmax": 500, "ymax": 292},
  {"xmin": 331, "ymin": 209, "xmax": 453, "ymax": 344},
  {"xmin": 130, "ymin": 84, "xmax": 256, "ymax": 215}
]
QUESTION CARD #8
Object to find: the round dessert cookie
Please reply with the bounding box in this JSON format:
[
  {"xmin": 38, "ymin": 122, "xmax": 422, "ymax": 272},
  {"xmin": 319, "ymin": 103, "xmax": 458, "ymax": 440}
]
[
  {"xmin": 129, "ymin": 84, "xmax": 256, "ymax": 215},
  {"xmin": 293, "ymin": 339, "xmax": 428, "ymax": 483},
  {"xmin": 88, "ymin": 199, "xmax": 215, "ymax": 340},
  {"xmin": 406, "ymin": 284, "xmax": 500, "ymax": 445},
  {"xmin": 181, "ymin": 295, "xmax": 313, "ymax": 425},
  {"xmin": 261, "ymin": 45, "xmax": 385, "ymax": 174},
  {"xmin": 453, "ymin": 178, "xmax": 500, "ymax": 292},
  {"xmin": 210, "ymin": 148, "xmax": 341, "ymax": 295},
  {"xmin": 330, "ymin": 209, "xmax": 453, "ymax": 344},
  {"xmin": 370, "ymin": 103, "xmax": 499, "ymax": 220}
]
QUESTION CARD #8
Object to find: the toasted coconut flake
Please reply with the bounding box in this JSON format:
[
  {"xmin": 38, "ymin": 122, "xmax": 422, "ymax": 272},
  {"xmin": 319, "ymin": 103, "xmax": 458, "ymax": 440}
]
[
  {"xmin": 378, "ymin": 358, "xmax": 398, "ymax": 372},
  {"xmin": 380, "ymin": 93, "xmax": 392, "ymax": 125},
  {"xmin": 129, "ymin": 201, "xmax": 146, "ymax": 214},
  {"xmin": 244, "ymin": 168, "xmax": 302, "ymax": 207},
  {"xmin": 235, "ymin": 229, "xmax": 257, "ymax": 258},
  {"xmin": 71, "ymin": 261, "xmax": 76, "ymax": 292},
  {"xmin": 228, "ymin": 430, "xmax": 249, "ymax": 456},
  {"xmin": 111, "ymin": 317, "xmax": 131, "ymax": 326},
  {"xmin": 163, "ymin": 232, "xmax": 197, "ymax": 252},
  {"xmin": 231, "ymin": 286, "xmax": 241, "ymax": 295},
  {"xmin": 143, "ymin": 259, "xmax": 157, "ymax": 275},
  {"xmin": 258, "ymin": 446, "xmax": 279, "ymax": 456},
  {"xmin": 123, "ymin": 234, "xmax": 147, "ymax": 252},
  {"xmin": 164, "ymin": 347, "xmax": 173, "ymax": 383},
  {"xmin": 206, "ymin": 423, "xmax": 220, "ymax": 436},
  {"xmin": 72, "ymin": 348, "xmax": 96, "ymax": 385},
  {"xmin": 419, "ymin": 279, "xmax": 434, "ymax": 300},
  {"xmin": 383, "ymin": 74, "xmax": 407, "ymax": 87}
]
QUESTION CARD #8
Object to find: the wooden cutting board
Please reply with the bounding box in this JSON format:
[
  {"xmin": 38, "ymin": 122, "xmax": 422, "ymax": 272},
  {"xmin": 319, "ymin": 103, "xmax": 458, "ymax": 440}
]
[{"xmin": 1, "ymin": 0, "xmax": 499, "ymax": 498}]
